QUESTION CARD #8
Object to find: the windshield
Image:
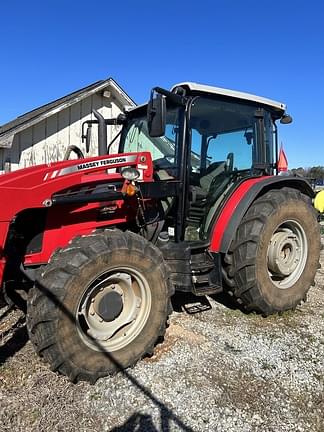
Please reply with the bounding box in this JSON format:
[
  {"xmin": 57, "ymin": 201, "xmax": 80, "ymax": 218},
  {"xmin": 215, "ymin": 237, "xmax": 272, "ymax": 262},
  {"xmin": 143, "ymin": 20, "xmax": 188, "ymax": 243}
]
[
  {"xmin": 190, "ymin": 97, "xmax": 275, "ymax": 174},
  {"xmin": 119, "ymin": 107, "xmax": 182, "ymax": 176}
]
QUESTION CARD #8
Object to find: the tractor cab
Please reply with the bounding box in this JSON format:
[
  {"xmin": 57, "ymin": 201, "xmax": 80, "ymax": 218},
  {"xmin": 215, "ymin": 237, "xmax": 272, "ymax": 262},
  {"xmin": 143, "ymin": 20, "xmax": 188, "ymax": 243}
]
[{"xmin": 117, "ymin": 82, "xmax": 289, "ymax": 244}]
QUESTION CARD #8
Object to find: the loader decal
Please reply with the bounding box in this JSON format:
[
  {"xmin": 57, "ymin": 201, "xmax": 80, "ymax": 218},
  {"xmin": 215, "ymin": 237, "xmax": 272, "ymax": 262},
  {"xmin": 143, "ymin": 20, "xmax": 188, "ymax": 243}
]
[
  {"xmin": 77, "ymin": 161, "xmax": 101, "ymax": 169},
  {"xmin": 44, "ymin": 155, "xmax": 138, "ymax": 179}
]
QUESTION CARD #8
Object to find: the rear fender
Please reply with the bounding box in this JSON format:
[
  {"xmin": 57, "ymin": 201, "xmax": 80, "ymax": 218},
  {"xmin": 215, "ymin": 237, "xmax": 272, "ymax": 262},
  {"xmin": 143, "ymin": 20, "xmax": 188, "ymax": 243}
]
[{"xmin": 209, "ymin": 176, "xmax": 314, "ymax": 254}]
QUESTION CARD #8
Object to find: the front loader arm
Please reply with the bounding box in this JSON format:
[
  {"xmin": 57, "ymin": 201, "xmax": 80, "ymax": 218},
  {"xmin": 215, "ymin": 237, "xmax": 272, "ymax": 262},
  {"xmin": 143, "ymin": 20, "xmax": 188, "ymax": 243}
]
[
  {"xmin": 0, "ymin": 152, "xmax": 153, "ymax": 222},
  {"xmin": 0, "ymin": 152, "xmax": 154, "ymax": 288}
]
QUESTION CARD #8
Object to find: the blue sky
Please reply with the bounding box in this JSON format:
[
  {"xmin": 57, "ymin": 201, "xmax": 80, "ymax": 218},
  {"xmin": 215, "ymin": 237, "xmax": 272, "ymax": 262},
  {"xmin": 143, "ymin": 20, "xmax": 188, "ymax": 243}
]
[{"xmin": 0, "ymin": 0, "xmax": 323, "ymax": 168}]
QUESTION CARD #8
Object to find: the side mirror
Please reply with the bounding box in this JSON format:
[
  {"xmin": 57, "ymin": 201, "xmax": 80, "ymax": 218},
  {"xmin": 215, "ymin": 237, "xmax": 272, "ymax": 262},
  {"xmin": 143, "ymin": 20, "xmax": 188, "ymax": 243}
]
[
  {"xmin": 244, "ymin": 131, "xmax": 253, "ymax": 145},
  {"xmin": 147, "ymin": 92, "xmax": 166, "ymax": 137},
  {"xmin": 280, "ymin": 114, "xmax": 293, "ymax": 124},
  {"xmin": 85, "ymin": 124, "xmax": 92, "ymax": 153}
]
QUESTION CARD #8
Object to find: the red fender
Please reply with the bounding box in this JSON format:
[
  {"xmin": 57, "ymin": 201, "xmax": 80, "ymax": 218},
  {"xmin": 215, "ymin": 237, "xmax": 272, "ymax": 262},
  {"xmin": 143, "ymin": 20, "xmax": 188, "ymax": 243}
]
[{"xmin": 209, "ymin": 175, "xmax": 314, "ymax": 253}]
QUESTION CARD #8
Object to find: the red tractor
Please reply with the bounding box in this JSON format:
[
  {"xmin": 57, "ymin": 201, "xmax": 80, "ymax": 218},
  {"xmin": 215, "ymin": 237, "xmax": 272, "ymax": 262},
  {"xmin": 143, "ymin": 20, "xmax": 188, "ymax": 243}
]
[{"xmin": 1, "ymin": 83, "xmax": 320, "ymax": 383}]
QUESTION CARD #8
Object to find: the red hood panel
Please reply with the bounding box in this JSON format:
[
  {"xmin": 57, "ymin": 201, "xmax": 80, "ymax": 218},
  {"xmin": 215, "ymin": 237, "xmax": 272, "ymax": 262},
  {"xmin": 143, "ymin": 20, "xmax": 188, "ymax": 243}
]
[{"xmin": 0, "ymin": 152, "xmax": 153, "ymax": 221}]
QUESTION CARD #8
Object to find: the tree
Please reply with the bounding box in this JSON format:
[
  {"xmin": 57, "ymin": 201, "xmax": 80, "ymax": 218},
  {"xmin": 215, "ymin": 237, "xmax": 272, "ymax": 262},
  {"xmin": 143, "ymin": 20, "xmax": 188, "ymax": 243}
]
[
  {"xmin": 290, "ymin": 166, "xmax": 324, "ymax": 181},
  {"xmin": 291, "ymin": 167, "xmax": 306, "ymax": 177},
  {"xmin": 307, "ymin": 166, "xmax": 324, "ymax": 181}
]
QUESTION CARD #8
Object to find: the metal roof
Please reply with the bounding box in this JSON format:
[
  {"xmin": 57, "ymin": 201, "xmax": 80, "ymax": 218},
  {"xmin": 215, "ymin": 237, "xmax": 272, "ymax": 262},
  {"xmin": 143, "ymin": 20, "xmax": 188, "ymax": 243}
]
[
  {"xmin": 0, "ymin": 78, "xmax": 136, "ymax": 148},
  {"xmin": 172, "ymin": 82, "xmax": 286, "ymax": 112}
]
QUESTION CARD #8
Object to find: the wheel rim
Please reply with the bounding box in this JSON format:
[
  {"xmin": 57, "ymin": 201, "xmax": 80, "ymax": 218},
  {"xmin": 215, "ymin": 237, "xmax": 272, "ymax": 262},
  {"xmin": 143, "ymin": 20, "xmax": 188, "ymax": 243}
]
[
  {"xmin": 76, "ymin": 267, "xmax": 152, "ymax": 352},
  {"xmin": 267, "ymin": 220, "xmax": 308, "ymax": 289}
]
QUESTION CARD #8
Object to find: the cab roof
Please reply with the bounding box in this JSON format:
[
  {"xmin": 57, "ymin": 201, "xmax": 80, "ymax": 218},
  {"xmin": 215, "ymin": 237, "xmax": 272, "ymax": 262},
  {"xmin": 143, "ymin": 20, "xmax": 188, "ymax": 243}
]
[{"xmin": 172, "ymin": 82, "xmax": 286, "ymax": 113}]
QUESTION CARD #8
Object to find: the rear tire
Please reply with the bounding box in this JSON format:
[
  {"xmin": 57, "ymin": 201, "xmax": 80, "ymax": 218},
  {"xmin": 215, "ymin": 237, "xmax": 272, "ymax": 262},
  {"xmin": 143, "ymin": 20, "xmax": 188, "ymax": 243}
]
[
  {"xmin": 227, "ymin": 187, "xmax": 320, "ymax": 315},
  {"xmin": 27, "ymin": 230, "xmax": 173, "ymax": 383}
]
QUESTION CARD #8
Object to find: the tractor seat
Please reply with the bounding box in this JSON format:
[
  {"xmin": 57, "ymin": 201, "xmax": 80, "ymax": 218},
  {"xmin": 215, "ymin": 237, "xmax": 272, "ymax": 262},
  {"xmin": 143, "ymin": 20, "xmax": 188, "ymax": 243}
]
[
  {"xmin": 187, "ymin": 161, "xmax": 226, "ymax": 221},
  {"xmin": 199, "ymin": 161, "xmax": 227, "ymax": 191},
  {"xmin": 187, "ymin": 161, "xmax": 231, "ymax": 231}
]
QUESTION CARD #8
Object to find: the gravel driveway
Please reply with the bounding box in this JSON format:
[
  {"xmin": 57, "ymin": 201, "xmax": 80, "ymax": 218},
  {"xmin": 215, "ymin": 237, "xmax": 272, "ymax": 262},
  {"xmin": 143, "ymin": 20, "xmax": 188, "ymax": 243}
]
[{"xmin": 1, "ymin": 240, "xmax": 323, "ymax": 432}]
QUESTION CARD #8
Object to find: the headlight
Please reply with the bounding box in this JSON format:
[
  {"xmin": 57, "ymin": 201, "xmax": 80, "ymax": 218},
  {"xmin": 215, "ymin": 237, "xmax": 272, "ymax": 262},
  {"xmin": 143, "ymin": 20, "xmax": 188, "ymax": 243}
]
[{"xmin": 121, "ymin": 167, "xmax": 140, "ymax": 181}]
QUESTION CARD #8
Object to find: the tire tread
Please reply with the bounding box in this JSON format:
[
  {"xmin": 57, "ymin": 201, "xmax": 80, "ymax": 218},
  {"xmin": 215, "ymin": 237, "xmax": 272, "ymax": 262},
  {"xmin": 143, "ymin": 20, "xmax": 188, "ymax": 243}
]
[
  {"xmin": 27, "ymin": 229, "xmax": 173, "ymax": 383},
  {"xmin": 224, "ymin": 188, "xmax": 320, "ymax": 315}
]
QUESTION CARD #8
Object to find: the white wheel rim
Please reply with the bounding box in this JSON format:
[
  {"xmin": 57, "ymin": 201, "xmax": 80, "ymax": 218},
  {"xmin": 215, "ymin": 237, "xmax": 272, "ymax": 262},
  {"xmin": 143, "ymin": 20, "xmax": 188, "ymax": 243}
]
[
  {"xmin": 76, "ymin": 266, "xmax": 152, "ymax": 352},
  {"xmin": 267, "ymin": 220, "xmax": 308, "ymax": 289}
]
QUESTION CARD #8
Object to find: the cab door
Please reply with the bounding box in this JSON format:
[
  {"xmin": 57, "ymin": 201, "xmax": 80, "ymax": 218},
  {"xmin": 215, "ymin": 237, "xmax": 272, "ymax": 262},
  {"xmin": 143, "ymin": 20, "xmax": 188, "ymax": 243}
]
[{"xmin": 186, "ymin": 96, "xmax": 257, "ymax": 241}]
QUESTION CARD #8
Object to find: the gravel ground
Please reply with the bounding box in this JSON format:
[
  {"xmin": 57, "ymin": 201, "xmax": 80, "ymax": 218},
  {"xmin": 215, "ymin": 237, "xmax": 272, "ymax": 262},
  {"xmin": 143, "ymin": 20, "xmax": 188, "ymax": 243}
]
[{"xmin": 1, "ymin": 239, "xmax": 323, "ymax": 432}]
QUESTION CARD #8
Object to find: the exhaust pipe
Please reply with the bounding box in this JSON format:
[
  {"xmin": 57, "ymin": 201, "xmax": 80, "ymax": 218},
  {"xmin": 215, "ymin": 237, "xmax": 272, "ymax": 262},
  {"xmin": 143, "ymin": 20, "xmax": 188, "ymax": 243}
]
[{"xmin": 93, "ymin": 109, "xmax": 107, "ymax": 155}]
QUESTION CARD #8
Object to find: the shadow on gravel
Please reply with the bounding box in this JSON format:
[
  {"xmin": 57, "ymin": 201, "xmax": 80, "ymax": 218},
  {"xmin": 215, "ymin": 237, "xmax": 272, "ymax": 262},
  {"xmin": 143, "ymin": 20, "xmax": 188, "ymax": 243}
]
[
  {"xmin": 171, "ymin": 290, "xmax": 245, "ymax": 314},
  {"xmin": 0, "ymin": 303, "xmax": 14, "ymax": 321},
  {"xmin": 110, "ymin": 412, "xmax": 158, "ymax": 431},
  {"xmin": 210, "ymin": 291, "xmax": 246, "ymax": 312},
  {"xmin": 0, "ymin": 320, "xmax": 29, "ymax": 366},
  {"xmin": 109, "ymin": 407, "xmax": 181, "ymax": 431},
  {"xmin": 34, "ymin": 282, "xmax": 194, "ymax": 432},
  {"xmin": 171, "ymin": 291, "xmax": 212, "ymax": 314}
]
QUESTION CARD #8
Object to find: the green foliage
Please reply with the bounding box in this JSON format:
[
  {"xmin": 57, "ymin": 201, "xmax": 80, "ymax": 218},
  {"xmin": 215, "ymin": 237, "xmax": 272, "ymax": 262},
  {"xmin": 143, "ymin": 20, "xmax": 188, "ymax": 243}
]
[
  {"xmin": 308, "ymin": 166, "xmax": 324, "ymax": 180},
  {"xmin": 291, "ymin": 166, "xmax": 324, "ymax": 180}
]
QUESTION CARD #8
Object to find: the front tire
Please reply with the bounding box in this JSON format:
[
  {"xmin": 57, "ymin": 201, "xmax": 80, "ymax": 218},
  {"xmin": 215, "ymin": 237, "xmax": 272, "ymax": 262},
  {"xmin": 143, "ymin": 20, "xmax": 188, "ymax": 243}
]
[
  {"xmin": 228, "ymin": 188, "xmax": 320, "ymax": 315},
  {"xmin": 27, "ymin": 230, "xmax": 173, "ymax": 383}
]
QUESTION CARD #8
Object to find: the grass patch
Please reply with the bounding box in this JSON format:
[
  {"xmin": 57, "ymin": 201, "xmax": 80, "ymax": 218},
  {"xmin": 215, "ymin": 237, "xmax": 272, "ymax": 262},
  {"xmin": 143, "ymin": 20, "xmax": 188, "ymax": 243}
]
[
  {"xmin": 30, "ymin": 408, "xmax": 40, "ymax": 423},
  {"xmin": 260, "ymin": 360, "xmax": 276, "ymax": 371},
  {"xmin": 90, "ymin": 392, "xmax": 102, "ymax": 401}
]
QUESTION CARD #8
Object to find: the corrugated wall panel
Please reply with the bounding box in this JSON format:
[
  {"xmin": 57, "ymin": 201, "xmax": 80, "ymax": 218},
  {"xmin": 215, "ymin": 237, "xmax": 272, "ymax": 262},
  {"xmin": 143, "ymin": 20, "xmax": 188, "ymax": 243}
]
[
  {"xmin": 15, "ymin": 127, "xmax": 34, "ymax": 169},
  {"xmin": 45, "ymin": 114, "xmax": 59, "ymax": 162},
  {"xmin": 57, "ymin": 110, "xmax": 70, "ymax": 160},
  {"xmin": 110, "ymin": 98, "xmax": 123, "ymax": 155},
  {"xmin": 69, "ymin": 101, "xmax": 83, "ymax": 158},
  {"xmin": 32, "ymin": 121, "xmax": 46, "ymax": 165}
]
